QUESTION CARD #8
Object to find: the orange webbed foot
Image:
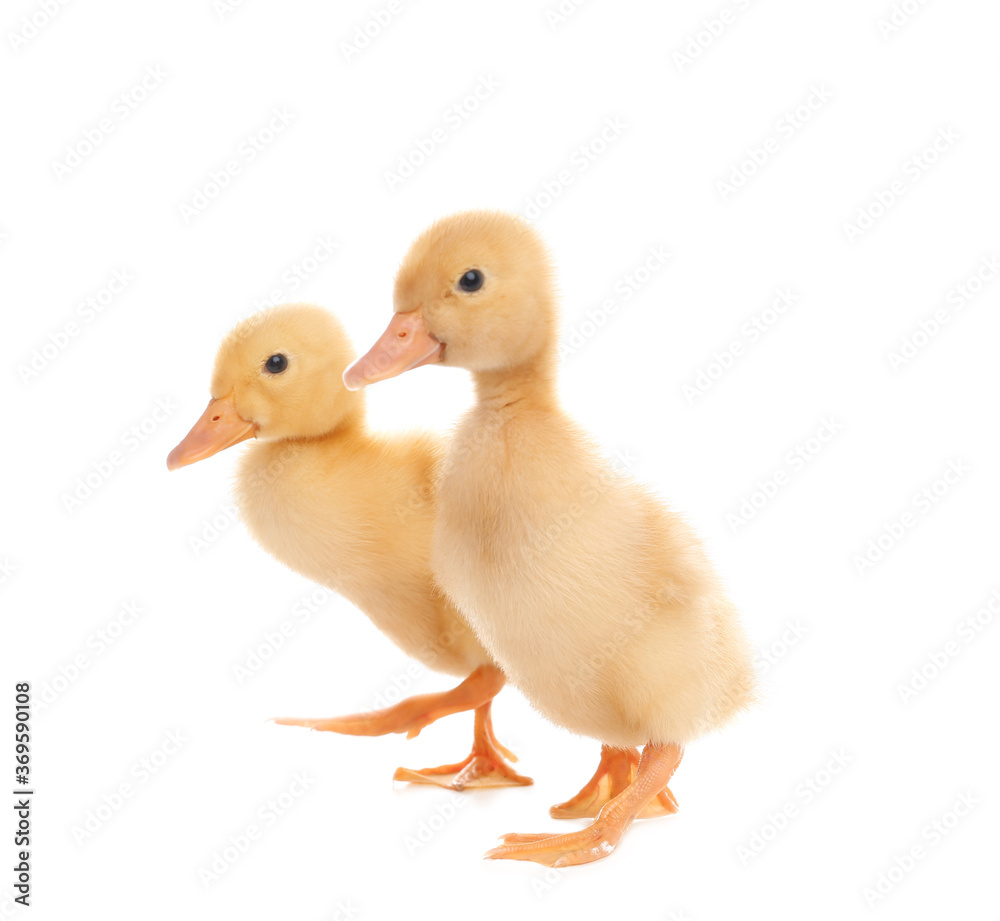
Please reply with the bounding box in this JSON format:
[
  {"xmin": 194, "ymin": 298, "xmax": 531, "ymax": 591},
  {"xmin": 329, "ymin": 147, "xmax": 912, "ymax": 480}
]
[
  {"xmin": 272, "ymin": 666, "xmax": 533, "ymax": 790},
  {"xmin": 486, "ymin": 823, "xmax": 625, "ymax": 867},
  {"xmin": 486, "ymin": 742, "xmax": 683, "ymax": 868},
  {"xmin": 394, "ymin": 753, "xmax": 532, "ymax": 790},
  {"xmin": 549, "ymin": 745, "xmax": 679, "ymax": 820},
  {"xmin": 394, "ymin": 699, "xmax": 532, "ymax": 790}
]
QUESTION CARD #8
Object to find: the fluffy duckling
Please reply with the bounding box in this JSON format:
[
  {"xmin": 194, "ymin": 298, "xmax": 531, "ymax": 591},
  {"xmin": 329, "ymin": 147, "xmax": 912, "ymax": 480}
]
[
  {"xmin": 344, "ymin": 213, "xmax": 756, "ymax": 866},
  {"xmin": 167, "ymin": 303, "xmax": 531, "ymax": 790}
]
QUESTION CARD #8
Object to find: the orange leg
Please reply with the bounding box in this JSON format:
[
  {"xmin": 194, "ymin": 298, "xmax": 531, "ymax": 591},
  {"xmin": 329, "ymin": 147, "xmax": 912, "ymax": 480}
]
[
  {"xmin": 550, "ymin": 744, "xmax": 678, "ymax": 820},
  {"xmin": 486, "ymin": 742, "xmax": 683, "ymax": 867},
  {"xmin": 272, "ymin": 664, "xmax": 532, "ymax": 789}
]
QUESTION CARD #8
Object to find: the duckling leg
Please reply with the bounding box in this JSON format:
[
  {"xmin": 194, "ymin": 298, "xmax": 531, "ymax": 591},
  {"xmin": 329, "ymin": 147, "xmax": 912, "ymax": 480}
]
[
  {"xmin": 273, "ymin": 664, "xmax": 532, "ymax": 788},
  {"xmin": 485, "ymin": 742, "xmax": 683, "ymax": 867},
  {"xmin": 549, "ymin": 745, "xmax": 679, "ymax": 820},
  {"xmin": 272, "ymin": 664, "xmax": 503, "ymax": 738}
]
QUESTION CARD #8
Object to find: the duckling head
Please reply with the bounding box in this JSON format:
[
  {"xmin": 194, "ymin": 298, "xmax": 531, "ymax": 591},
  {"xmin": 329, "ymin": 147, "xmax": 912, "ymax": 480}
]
[
  {"xmin": 168, "ymin": 303, "xmax": 362, "ymax": 470},
  {"xmin": 343, "ymin": 210, "xmax": 557, "ymax": 389}
]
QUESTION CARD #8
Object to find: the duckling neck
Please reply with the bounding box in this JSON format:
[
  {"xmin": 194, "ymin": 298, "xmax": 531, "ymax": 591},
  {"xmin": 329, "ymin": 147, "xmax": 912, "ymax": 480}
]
[
  {"xmin": 296, "ymin": 413, "xmax": 370, "ymax": 454},
  {"xmin": 251, "ymin": 412, "xmax": 370, "ymax": 468},
  {"xmin": 473, "ymin": 356, "xmax": 557, "ymax": 410}
]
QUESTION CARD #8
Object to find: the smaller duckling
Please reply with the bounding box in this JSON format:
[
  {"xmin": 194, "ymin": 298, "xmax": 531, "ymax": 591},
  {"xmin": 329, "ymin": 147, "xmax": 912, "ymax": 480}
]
[{"xmin": 167, "ymin": 303, "xmax": 531, "ymax": 791}]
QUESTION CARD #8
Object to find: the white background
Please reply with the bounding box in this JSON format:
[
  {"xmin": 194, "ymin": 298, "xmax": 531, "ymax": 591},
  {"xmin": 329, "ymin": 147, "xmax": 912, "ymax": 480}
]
[{"xmin": 3, "ymin": 0, "xmax": 998, "ymax": 918}]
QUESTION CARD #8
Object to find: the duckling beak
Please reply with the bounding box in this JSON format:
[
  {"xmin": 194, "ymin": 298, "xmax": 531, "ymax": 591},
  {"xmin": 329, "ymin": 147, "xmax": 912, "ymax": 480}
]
[
  {"xmin": 166, "ymin": 393, "xmax": 256, "ymax": 471},
  {"xmin": 343, "ymin": 310, "xmax": 443, "ymax": 391}
]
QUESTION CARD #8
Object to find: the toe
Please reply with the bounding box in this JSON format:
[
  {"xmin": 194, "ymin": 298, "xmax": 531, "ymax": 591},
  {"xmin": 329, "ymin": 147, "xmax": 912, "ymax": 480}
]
[{"xmin": 497, "ymin": 832, "xmax": 554, "ymax": 845}]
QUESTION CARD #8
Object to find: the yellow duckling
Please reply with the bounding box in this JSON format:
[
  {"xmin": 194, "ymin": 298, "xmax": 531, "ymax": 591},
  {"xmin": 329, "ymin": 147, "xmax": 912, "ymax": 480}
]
[
  {"xmin": 167, "ymin": 303, "xmax": 531, "ymax": 790},
  {"xmin": 345, "ymin": 213, "xmax": 756, "ymax": 867}
]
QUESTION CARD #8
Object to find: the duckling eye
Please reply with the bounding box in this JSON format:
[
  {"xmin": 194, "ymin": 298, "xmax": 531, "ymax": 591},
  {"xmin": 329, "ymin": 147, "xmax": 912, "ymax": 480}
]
[
  {"xmin": 265, "ymin": 354, "xmax": 288, "ymax": 374},
  {"xmin": 457, "ymin": 269, "xmax": 484, "ymax": 292}
]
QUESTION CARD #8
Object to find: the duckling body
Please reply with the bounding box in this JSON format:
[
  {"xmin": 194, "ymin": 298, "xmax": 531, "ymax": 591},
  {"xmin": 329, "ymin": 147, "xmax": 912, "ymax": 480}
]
[
  {"xmin": 435, "ymin": 389, "xmax": 753, "ymax": 748},
  {"xmin": 345, "ymin": 212, "xmax": 756, "ymax": 864},
  {"xmin": 168, "ymin": 303, "xmax": 531, "ymax": 789},
  {"xmin": 237, "ymin": 427, "xmax": 481, "ymax": 677}
]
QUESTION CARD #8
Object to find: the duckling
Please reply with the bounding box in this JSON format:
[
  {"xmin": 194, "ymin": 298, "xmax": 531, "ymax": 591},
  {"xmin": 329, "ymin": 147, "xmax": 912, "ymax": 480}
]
[
  {"xmin": 167, "ymin": 303, "xmax": 531, "ymax": 790},
  {"xmin": 344, "ymin": 213, "xmax": 756, "ymax": 866}
]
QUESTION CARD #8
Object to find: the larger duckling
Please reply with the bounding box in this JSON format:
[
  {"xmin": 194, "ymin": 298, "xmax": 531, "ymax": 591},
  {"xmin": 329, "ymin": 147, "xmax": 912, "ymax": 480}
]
[
  {"xmin": 345, "ymin": 213, "xmax": 756, "ymax": 866},
  {"xmin": 167, "ymin": 303, "xmax": 531, "ymax": 790}
]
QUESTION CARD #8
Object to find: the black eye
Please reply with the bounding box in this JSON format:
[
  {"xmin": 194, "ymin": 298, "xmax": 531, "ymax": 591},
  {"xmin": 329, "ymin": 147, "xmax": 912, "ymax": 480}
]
[
  {"xmin": 265, "ymin": 354, "xmax": 288, "ymax": 374},
  {"xmin": 458, "ymin": 269, "xmax": 484, "ymax": 292}
]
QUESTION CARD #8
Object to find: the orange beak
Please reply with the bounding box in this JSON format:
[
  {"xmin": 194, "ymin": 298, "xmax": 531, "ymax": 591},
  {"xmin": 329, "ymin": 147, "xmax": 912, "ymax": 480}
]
[
  {"xmin": 342, "ymin": 310, "xmax": 443, "ymax": 391},
  {"xmin": 166, "ymin": 393, "xmax": 256, "ymax": 471}
]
